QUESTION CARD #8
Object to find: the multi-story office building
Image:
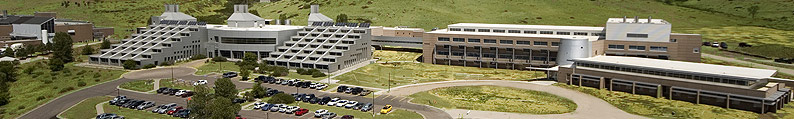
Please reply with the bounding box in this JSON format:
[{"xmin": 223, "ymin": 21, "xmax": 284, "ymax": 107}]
[
  {"xmin": 206, "ymin": 5, "xmax": 303, "ymax": 60},
  {"xmin": 90, "ymin": 4, "xmax": 207, "ymax": 66},
  {"xmin": 264, "ymin": 22, "xmax": 372, "ymax": 72},
  {"xmin": 370, "ymin": 26, "xmax": 424, "ymax": 48},
  {"xmin": 422, "ymin": 17, "xmax": 701, "ymax": 69},
  {"xmin": 558, "ymin": 56, "xmax": 791, "ymax": 113},
  {"xmin": 0, "ymin": 10, "xmax": 114, "ymax": 47}
]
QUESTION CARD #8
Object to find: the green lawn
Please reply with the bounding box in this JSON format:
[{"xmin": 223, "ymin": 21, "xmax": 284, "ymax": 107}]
[
  {"xmin": 102, "ymin": 103, "xmax": 178, "ymax": 119},
  {"xmin": 373, "ymin": 50, "xmax": 422, "ymax": 62},
  {"xmin": 334, "ymin": 62, "xmax": 545, "ymax": 89},
  {"xmin": 59, "ymin": 96, "xmax": 114, "ymax": 119},
  {"xmin": 119, "ymin": 80, "xmax": 156, "ymax": 92},
  {"xmin": 0, "ymin": 60, "xmax": 126, "ymax": 119},
  {"xmin": 195, "ymin": 62, "xmax": 239, "ymax": 75},
  {"xmin": 408, "ymin": 86, "xmax": 576, "ymax": 114},
  {"xmin": 159, "ymin": 79, "xmax": 196, "ymax": 91},
  {"xmin": 686, "ymin": 27, "xmax": 794, "ymax": 58},
  {"xmin": 554, "ymin": 83, "xmax": 758, "ymax": 119},
  {"xmin": 282, "ymin": 72, "xmax": 326, "ymax": 81},
  {"xmin": 291, "ymin": 102, "xmax": 422, "ymax": 119}
]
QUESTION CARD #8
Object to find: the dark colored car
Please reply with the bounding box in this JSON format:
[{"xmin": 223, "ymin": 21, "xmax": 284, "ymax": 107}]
[
  {"xmin": 318, "ymin": 97, "xmax": 332, "ymax": 105},
  {"xmin": 341, "ymin": 115, "xmax": 354, "ymax": 119},
  {"xmin": 232, "ymin": 98, "xmax": 246, "ymax": 103},
  {"xmin": 351, "ymin": 87, "xmax": 363, "ymax": 95},
  {"xmin": 160, "ymin": 88, "xmax": 174, "ymax": 94},
  {"xmin": 115, "ymin": 99, "xmax": 131, "ymax": 106},
  {"xmin": 255, "ymin": 75, "xmax": 267, "ymax": 82},
  {"xmin": 301, "ymin": 81, "xmax": 311, "ymax": 88},
  {"xmin": 302, "ymin": 94, "xmax": 315, "ymax": 102},
  {"xmin": 168, "ymin": 89, "xmax": 181, "ymax": 95},
  {"xmin": 109, "ymin": 96, "xmax": 127, "ymax": 105},
  {"xmin": 295, "ymin": 93, "xmax": 306, "ymax": 101},
  {"xmin": 360, "ymin": 103, "xmax": 373, "ymax": 112},
  {"xmin": 126, "ymin": 100, "xmax": 145, "ymax": 109},
  {"xmin": 179, "ymin": 91, "xmax": 194, "ymax": 98},
  {"xmin": 223, "ymin": 72, "xmax": 238, "ymax": 78},
  {"xmin": 173, "ymin": 109, "xmax": 191, "ymax": 118},
  {"xmin": 96, "ymin": 113, "xmax": 124, "ymax": 119},
  {"xmin": 336, "ymin": 86, "xmax": 348, "ymax": 93},
  {"xmin": 261, "ymin": 104, "xmax": 274, "ymax": 111},
  {"xmin": 157, "ymin": 87, "xmax": 170, "ymax": 94},
  {"xmin": 289, "ymin": 80, "xmax": 297, "ymax": 86},
  {"xmin": 309, "ymin": 97, "xmax": 320, "ymax": 104},
  {"xmin": 352, "ymin": 103, "xmax": 364, "ymax": 110},
  {"xmin": 294, "ymin": 108, "xmax": 309, "ymax": 116}
]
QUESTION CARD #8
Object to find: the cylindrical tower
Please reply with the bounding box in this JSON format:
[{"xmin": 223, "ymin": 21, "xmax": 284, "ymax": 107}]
[{"xmin": 556, "ymin": 38, "xmax": 591, "ymax": 65}]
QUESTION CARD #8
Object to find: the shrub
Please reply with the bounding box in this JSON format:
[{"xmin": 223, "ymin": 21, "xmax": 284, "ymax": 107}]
[
  {"xmin": 311, "ymin": 71, "xmax": 326, "ymax": 78},
  {"xmin": 212, "ymin": 56, "xmax": 228, "ymax": 62},
  {"xmin": 267, "ymin": 93, "xmax": 294, "ymax": 104},
  {"xmin": 190, "ymin": 54, "xmax": 207, "ymax": 60},
  {"xmin": 77, "ymin": 81, "xmax": 87, "ymax": 87},
  {"xmin": 142, "ymin": 64, "xmax": 157, "ymax": 69},
  {"xmin": 36, "ymin": 96, "xmax": 45, "ymax": 101},
  {"xmin": 296, "ymin": 68, "xmax": 307, "ymax": 75},
  {"xmin": 94, "ymin": 79, "xmax": 100, "ymax": 82},
  {"xmin": 43, "ymin": 79, "xmax": 53, "ymax": 84},
  {"xmin": 17, "ymin": 105, "xmax": 24, "ymax": 110},
  {"xmin": 123, "ymin": 60, "xmax": 138, "ymax": 70},
  {"xmin": 59, "ymin": 87, "xmax": 75, "ymax": 93},
  {"xmin": 93, "ymin": 73, "xmax": 101, "ymax": 78},
  {"xmin": 159, "ymin": 61, "xmax": 172, "ymax": 66}
]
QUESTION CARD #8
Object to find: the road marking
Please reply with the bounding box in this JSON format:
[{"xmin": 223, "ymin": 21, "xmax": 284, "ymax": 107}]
[{"xmin": 396, "ymin": 97, "xmax": 408, "ymax": 102}]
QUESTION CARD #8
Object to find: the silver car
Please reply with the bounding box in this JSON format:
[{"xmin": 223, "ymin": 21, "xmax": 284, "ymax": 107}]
[{"xmin": 136, "ymin": 101, "xmax": 155, "ymax": 110}]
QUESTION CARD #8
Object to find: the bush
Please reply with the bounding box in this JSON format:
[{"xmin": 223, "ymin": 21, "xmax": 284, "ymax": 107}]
[
  {"xmin": 123, "ymin": 60, "xmax": 138, "ymax": 70},
  {"xmin": 142, "ymin": 64, "xmax": 157, "ymax": 69},
  {"xmin": 190, "ymin": 54, "xmax": 207, "ymax": 60},
  {"xmin": 267, "ymin": 93, "xmax": 294, "ymax": 104},
  {"xmin": 159, "ymin": 61, "xmax": 172, "ymax": 66},
  {"xmin": 77, "ymin": 81, "xmax": 87, "ymax": 87},
  {"xmin": 17, "ymin": 105, "xmax": 24, "ymax": 110},
  {"xmin": 212, "ymin": 56, "xmax": 228, "ymax": 62},
  {"xmin": 270, "ymin": 66, "xmax": 289, "ymax": 77},
  {"xmin": 43, "ymin": 79, "xmax": 53, "ymax": 84},
  {"xmin": 296, "ymin": 68, "xmax": 307, "ymax": 75},
  {"xmin": 59, "ymin": 87, "xmax": 75, "ymax": 93},
  {"xmin": 94, "ymin": 79, "xmax": 100, "ymax": 82},
  {"xmin": 311, "ymin": 71, "xmax": 326, "ymax": 78},
  {"xmin": 36, "ymin": 96, "xmax": 45, "ymax": 101},
  {"xmin": 49, "ymin": 58, "xmax": 65, "ymax": 71}
]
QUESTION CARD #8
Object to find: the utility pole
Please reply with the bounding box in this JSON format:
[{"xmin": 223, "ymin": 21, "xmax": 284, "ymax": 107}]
[
  {"xmin": 372, "ymin": 91, "xmax": 376, "ymax": 118},
  {"xmin": 388, "ymin": 72, "xmax": 391, "ymax": 92}
]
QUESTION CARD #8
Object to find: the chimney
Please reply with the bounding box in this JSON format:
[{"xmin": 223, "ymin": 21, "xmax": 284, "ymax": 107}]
[
  {"xmin": 634, "ymin": 16, "xmax": 639, "ymax": 23},
  {"xmin": 234, "ymin": 4, "xmax": 249, "ymax": 13},
  {"xmin": 311, "ymin": 4, "xmax": 320, "ymax": 13},
  {"xmin": 648, "ymin": 16, "xmax": 652, "ymax": 23},
  {"xmin": 164, "ymin": 4, "xmax": 179, "ymax": 12},
  {"xmin": 622, "ymin": 16, "xmax": 627, "ymax": 23},
  {"xmin": 2, "ymin": 10, "xmax": 6, "ymax": 17}
]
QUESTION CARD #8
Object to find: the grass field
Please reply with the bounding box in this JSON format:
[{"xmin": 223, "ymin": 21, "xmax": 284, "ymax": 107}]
[
  {"xmin": 685, "ymin": 27, "xmax": 794, "ymax": 58},
  {"xmin": 0, "ymin": 60, "xmax": 126, "ymax": 119},
  {"xmin": 373, "ymin": 50, "xmax": 421, "ymax": 62},
  {"xmin": 120, "ymin": 80, "xmax": 156, "ymax": 92},
  {"xmin": 335, "ymin": 62, "xmax": 545, "ymax": 89},
  {"xmin": 59, "ymin": 96, "xmax": 114, "ymax": 119},
  {"xmin": 408, "ymin": 86, "xmax": 576, "ymax": 114},
  {"xmin": 160, "ymin": 78, "xmax": 196, "ymax": 91},
  {"xmin": 102, "ymin": 103, "xmax": 179, "ymax": 119},
  {"xmin": 674, "ymin": 0, "xmax": 794, "ymax": 31},
  {"xmin": 195, "ymin": 62, "xmax": 240, "ymax": 75},
  {"xmin": 554, "ymin": 83, "xmax": 758, "ymax": 119}
]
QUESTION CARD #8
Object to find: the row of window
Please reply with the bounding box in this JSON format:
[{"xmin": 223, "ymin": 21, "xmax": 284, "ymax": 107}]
[
  {"xmin": 438, "ymin": 37, "xmax": 560, "ymax": 46},
  {"xmin": 436, "ymin": 51, "xmax": 556, "ymax": 60},
  {"xmin": 575, "ymin": 62, "xmax": 755, "ymax": 86},
  {"xmin": 608, "ymin": 44, "xmax": 668, "ymax": 52},
  {"xmin": 448, "ymin": 27, "xmax": 604, "ymax": 36}
]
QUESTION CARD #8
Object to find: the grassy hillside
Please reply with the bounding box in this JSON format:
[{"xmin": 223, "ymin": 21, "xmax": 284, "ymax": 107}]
[
  {"xmin": 675, "ymin": 0, "xmax": 794, "ymax": 31},
  {"xmin": 251, "ymin": 0, "xmax": 747, "ymax": 31}
]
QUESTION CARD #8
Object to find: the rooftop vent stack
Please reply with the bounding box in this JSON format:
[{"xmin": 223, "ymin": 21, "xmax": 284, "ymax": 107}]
[
  {"xmin": 634, "ymin": 16, "xmax": 639, "ymax": 23},
  {"xmin": 164, "ymin": 4, "xmax": 179, "ymax": 12},
  {"xmin": 311, "ymin": 4, "xmax": 319, "ymax": 13},
  {"xmin": 234, "ymin": 5, "xmax": 249, "ymax": 13},
  {"xmin": 648, "ymin": 16, "xmax": 652, "ymax": 23},
  {"xmin": 2, "ymin": 10, "xmax": 6, "ymax": 17},
  {"xmin": 622, "ymin": 16, "xmax": 627, "ymax": 23}
]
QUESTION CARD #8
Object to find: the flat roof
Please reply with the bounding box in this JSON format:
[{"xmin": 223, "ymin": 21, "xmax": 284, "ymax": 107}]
[
  {"xmin": 206, "ymin": 24, "xmax": 304, "ymax": 31},
  {"xmin": 573, "ymin": 56, "xmax": 777, "ymax": 79},
  {"xmin": 427, "ymin": 29, "xmax": 600, "ymax": 41},
  {"xmin": 374, "ymin": 26, "xmax": 424, "ymax": 32},
  {"xmin": 606, "ymin": 18, "xmax": 668, "ymax": 24},
  {"xmin": 448, "ymin": 23, "xmax": 604, "ymax": 31}
]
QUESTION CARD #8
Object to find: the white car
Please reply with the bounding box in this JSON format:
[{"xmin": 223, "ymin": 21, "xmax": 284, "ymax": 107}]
[
  {"xmin": 335, "ymin": 100, "xmax": 348, "ymax": 107},
  {"xmin": 344, "ymin": 101, "xmax": 358, "ymax": 108},
  {"xmin": 175, "ymin": 90, "xmax": 188, "ymax": 96},
  {"xmin": 316, "ymin": 84, "xmax": 327, "ymax": 90},
  {"xmin": 286, "ymin": 106, "xmax": 299, "ymax": 114},
  {"xmin": 326, "ymin": 98, "xmax": 340, "ymax": 106},
  {"xmin": 252, "ymin": 102, "xmax": 267, "ymax": 109},
  {"xmin": 278, "ymin": 105, "xmax": 289, "ymax": 113},
  {"xmin": 193, "ymin": 80, "xmax": 208, "ymax": 86},
  {"xmin": 314, "ymin": 109, "xmax": 328, "ymax": 117}
]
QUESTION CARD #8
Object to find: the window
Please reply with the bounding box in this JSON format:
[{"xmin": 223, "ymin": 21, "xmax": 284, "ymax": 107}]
[
  {"xmin": 693, "ymin": 48, "xmax": 700, "ymax": 53},
  {"xmin": 492, "ymin": 29, "xmax": 505, "ymax": 33},
  {"xmin": 220, "ymin": 37, "xmax": 276, "ymax": 44},
  {"xmin": 627, "ymin": 33, "xmax": 649, "ymax": 38},
  {"xmin": 574, "ymin": 32, "xmax": 588, "ymax": 36},
  {"xmin": 551, "ymin": 42, "xmax": 560, "ymax": 46},
  {"xmin": 464, "ymin": 28, "xmax": 475, "ymax": 32},
  {"xmin": 524, "ymin": 31, "xmax": 537, "ymax": 34},
  {"xmin": 508, "ymin": 30, "xmax": 521, "ymax": 33},
  {"xmin": 436, "ymin": 51, "xmax": 449, "ymax": 55},
  {"xmin": 650, "ymin": 46, "xmax": 668, "ymax": 52},
  {"xmin": 517, "ymin": 41, "xmax": 531, "ymax": 45},
  {"xmin": 438, "ymin": 37, "xmax": 450, "ymax": 41},
  {"xmin": 468, "ymin": 38, "xmax": 480, "ymax": 43},
  {"xmin": 592, "ymin": 33, "xmax": 604, "ymax": 36},
  {"xmin": 483, "ymin": 39, "xmax": 497, "ymax": 43},
  {"xmin": 534, "ymin": 41, "xmax": 548, "ymax": 46},
  {"xmin": 453, "ymin": 38, "xmax": 465, "ymax": 42},
  {"xmin": 443, "ymin": 45, "xmax": 450, "ymax": 48},
  {"xmin": 539, "ymin": 31, "xmax": 554, "ymax": 34},
  {"xmin": 608, "ymin": 45, "xmax": 625, "ymax": 50},
  {"xmin": 478, "ymin": 29, "xmax": 490, "ymax": 32},
  {"xmin": 556, "ymin": 32, "xmax": 570, "ymax": 35},
  {"xmin": 500, "ymin": 40, "xmax": 513, "ymax": 44},
  {"xmin": 629, "ymin": 45, "xmax": 646, "ymax": 50},
  {"xmin": 482, "ymin": 53, "xmax": 496, "ymax": 58},
  {"xmin": 449, "ymin": 28, "xmax": 461, "ymax": 31},
  {"xmin": 670, "ymin": 39, "xmax": 677, "ymax": 42}
]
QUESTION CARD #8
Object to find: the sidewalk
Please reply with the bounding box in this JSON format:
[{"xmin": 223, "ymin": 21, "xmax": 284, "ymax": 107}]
[{"xmin": 95, "ymin": 102, "xmax": 106, "ymax": 115}]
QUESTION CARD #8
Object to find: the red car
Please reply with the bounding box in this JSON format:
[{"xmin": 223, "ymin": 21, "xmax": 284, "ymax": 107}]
[
  {"xmin": 294, "ymin": 108, "xmax": 309, "ymax": 116},
  {"xmin": 167, "ymin": 106, "xmax": 184, "ymax": 115},
  {"xmin": 341, "ymin": 115, "xmax": 354, "ymax": 119}
]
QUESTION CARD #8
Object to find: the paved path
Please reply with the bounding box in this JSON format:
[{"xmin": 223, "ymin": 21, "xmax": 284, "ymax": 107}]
[
  {"xmin": 96, "ymin": 102, "xmax": 106, "ymax": 115},
  {"xmin": 379, "ymin": 80, "xmax": 648, "ymax": 119},
  {"xmin": 703, "ymin": 53, "xmax": 794, "ymax": 75}
]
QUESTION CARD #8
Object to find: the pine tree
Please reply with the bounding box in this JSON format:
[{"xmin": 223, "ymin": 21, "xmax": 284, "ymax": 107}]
[
  {"xmin": 52, "ymin": 32, "xmax": 74, "ymax": 63},
  {"xmin": 100, "ymin": 39, "xmax": 111, "ymax": 49},
  {"xmin": 214, "ymin": 78, "xmax": 238, "ymax": 98}
]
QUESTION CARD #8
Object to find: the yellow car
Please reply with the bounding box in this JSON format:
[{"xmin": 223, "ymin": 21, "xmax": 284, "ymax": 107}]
[{"xmin": 380, "ymin": 105, "xmax": 392, "ymax": 114}]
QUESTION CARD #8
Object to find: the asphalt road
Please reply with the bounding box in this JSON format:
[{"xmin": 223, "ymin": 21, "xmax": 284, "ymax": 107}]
[{"xmin": 19, "ymin": 66, "xmax": 451, "ymax": 119}]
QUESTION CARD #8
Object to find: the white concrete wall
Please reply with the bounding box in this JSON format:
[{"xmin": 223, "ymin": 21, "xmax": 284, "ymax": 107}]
[{"xmin": 605, "ymin": 23, "xmax": 671, "ymax": 42}]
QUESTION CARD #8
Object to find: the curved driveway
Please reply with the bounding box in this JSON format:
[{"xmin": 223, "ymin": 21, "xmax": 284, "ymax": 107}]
[{"xmin": 379, "ymin": 80, "xmax": 648, "ymax": 119}]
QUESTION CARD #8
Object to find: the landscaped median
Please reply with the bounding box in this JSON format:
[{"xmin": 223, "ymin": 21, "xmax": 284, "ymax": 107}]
[
  {"xmin": 408, "ymin": 86, "xmax": 576, "ymax": 114},
  {"xmin": 553, "ymin": 83, "xmax": 758, "ymax": 119},
  {"xmin": 119, "ymin": 80, "xmax": 156, "ymax": 92},
  {"xmin": 59, "ymin": 96, "xmax": 114, "ymax": 119},
  {"xmin": 334, "ymin": 62, "xmax": 545, "ymax": 89}
]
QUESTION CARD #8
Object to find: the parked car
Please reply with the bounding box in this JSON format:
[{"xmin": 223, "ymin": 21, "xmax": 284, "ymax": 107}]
[
  {"xmin": 302, "ymin": 94, "xmax": 315, "ymax": 102},
  {"xmin": 314, "ymin": 109, "xmax": 328, "ymax": 118},
  {"xmin": 114, "ymin": 99, "xmax": 131, "ymax": 106},
  {"xmin": 193, "ymin": 80, "xmax": 208, "ymax": 86},
  {"xmin": 341, "ymin": 115, "xmax": 354, "ymax": 119},
  {"xmin": 168, "ymin": 89, "xmax": 180, "ymax": 95},
  {"xmin": 270, "ymin": 104, "xmax": 281, "ymax": 112},
  {"xmin": 351, "ymin": 87, "xmax": 363, "ymax": 95},
  {"xmin": 281, "ymin": 79, "xmax": 290, "ymax": 85},
  {"xmin": 179, "ymin": 91, "xmax": 194, "ymax": 98},
  {"xmin": 335, "ymin": 100, "xmax": 348, "ymax": 107},
  {"xmin": 252, "ymin": 102, "xmax": 267, "ymax": 109},
  {"xmin": 345, "ymin": 101, "xmax": 358, "ymax": 108},
  {"xmin": 301, "ymin": 81, "xmax": 311, "ymax": 88},
  {"xmin": 359, "ymin": 90, "xmax": 371, "ymax": 96},
  {"xmin": 96, "ymin": 113, "xmax": 124, "ymax": 119},
  {"xmin": 172, "ymin": 109, "xmax": 190, "ymax": 118},
  {"xmin": 109, "ymin": 96, "xmax": 127, "ymax": 105},
  {"xmin": 309, "ymin": 97, "xmax": 320, "ymax": 104},
  {"xmin": 327, "ymin": 98, "xmax": 340, "ymax": 106},
  {"xmin": 344, "ymin": 87, "xmax": 353, "ymax": 94},
  {"xmin": 318, "ymin": 97, "xmax": 332, "ymax": 105},
  {"xmin": 167, "ymin": 106, "xmax": 184, "ymax": 115},
  {"xmin": 322, "ymin": 112, "xmax": 337, "ymax": 119},
  {"xmin": 360, "ymin": 103, "xmax": 373, "ymax": 112},
  {"xmin": 352, "ymin": 103, "xmax": 364, "ymax": 110},
  {"xmin": 274, "ymin": 79, "xmax": 282, "ymax": 84},
  {"xmin": 286, "ymin": 106, "xmax": 299, "ymax": 114},
  {"xmin": 157, "ymin": 87, "xmax": 170, "ymax": 94},
  {"xmin": 158, "ymin": 104, "xmax": 178, "ymax": 114},
  {"xmin": 261, "ymin": 104, "xmax": 274, "ymax": 111},
  {"xmin": 309, "ymin": 83, "xmax": 318, "ymax": 89},
  {"xmin": 294, "ymin": 93, "xmax": 305, "ymax": 101},
  {"xmin": 380, "ymin": 105, "xmax": 392, "ymax": 114},
  {"xmin": 121, "ymin": 100, "xmax": 140, "ymax": 108},
  {"xmin": 316, "ymin": 84, "xmax": 327, "ymax": 90},
  {"xmin": 136, "ymin": 101, "xmax": 155, "ymax": 110},
  {"xmin": 232, "ymin": 98, "xmax": 246, "ymax": 103},
  {"xmin": 336, "ymin": 86, "xmax": 348, "ymax": 93},
  {"xmin": 278, "ymin": 105, "xmax": 289, "ymax": 113},
  {"xmin": 294, "ymin": 108, "xmax": 309, "ymax": 116},
  {"xmin": 153, "ymin": 103, "xmax": 177, "ymax": 113},
  {"xmin": 223, "ymin": 72, "xmax": 238, "ymax": 78}
]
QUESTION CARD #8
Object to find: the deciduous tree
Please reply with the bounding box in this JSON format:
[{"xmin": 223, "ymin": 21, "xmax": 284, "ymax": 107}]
[{"xmin": 214, "ymin": 78, "xmax": 238, "ymax": 98}]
